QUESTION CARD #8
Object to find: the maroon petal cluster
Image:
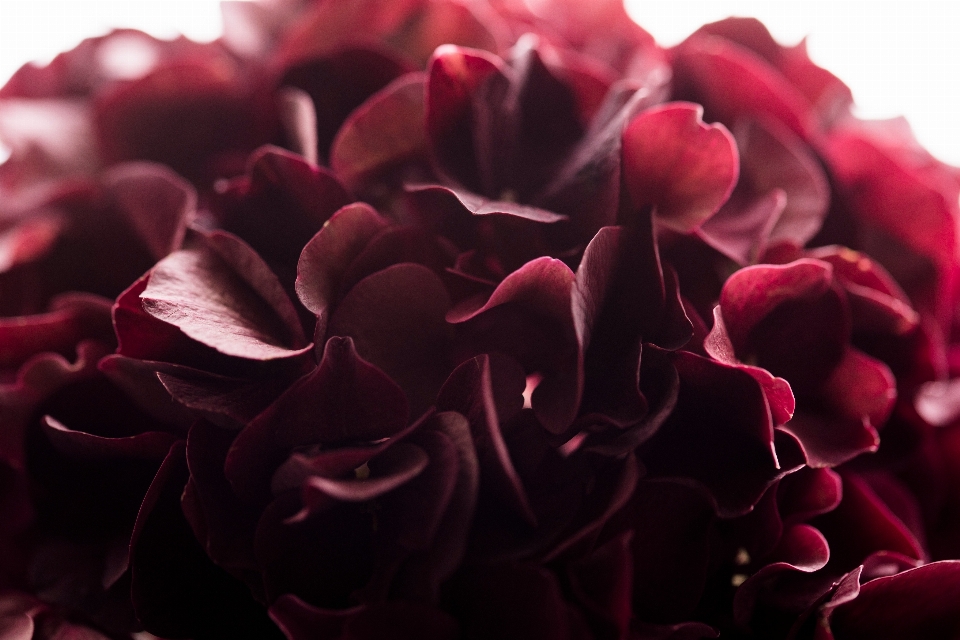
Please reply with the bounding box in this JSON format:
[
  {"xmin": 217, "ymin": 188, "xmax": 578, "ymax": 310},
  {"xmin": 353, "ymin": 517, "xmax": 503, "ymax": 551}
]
[{"xmin": 3, "ymin": 4, "xmax": 960, "ymax": 640}]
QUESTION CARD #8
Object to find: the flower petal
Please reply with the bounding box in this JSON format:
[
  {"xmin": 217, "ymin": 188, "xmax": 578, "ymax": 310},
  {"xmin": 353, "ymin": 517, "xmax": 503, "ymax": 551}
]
[
  {"xmin": 715, "ymin": 259, "xmax": 834, "ymax": 350},
  {"xmin": 812, "ymin": 472, "xmax": 925, "ymax": 571},
  {"xmin": 406, "ymin": 183, "xmax": 567, "ymax": 223},
  {"xmin": 640, "ymin": 351, "xmax": 785, "ymax": 517},
  {"xmin": 622, "ymin": 102, "xmax": 738, "ymax": 232},
  {"xmin": 824, "ymin": 122, "xmax": 959, "ymax": 272},
  {"xmin": 448, "ymin": 257, "xmax": 580, "ymax": 434},
  {"xmin": 94, "ymin": 60, "xmax": 273, "ymax": 185},
  {"xmin": 327, "ymin": 263, "xmax": 452, "ymax": 416},
  {"xmin": 0, "ymin": 293, "xmax": 113, "ymax": 371},
  {"xmin": 821, "ymin": 347, "xmax": 897, "ymax": 428},
  {"xmin": 224, "ymin": 336, "xmax": 409, "ymax": 504},
  {"xmin": 300, "ymin": 442, "xmax": 429, "ymax": 503},
  {"xmin": 671, "ymin": 33, "xmax": 815, "ymax": 139},
  {"xmin": 41, "ymin": 415, "xmax": 176, "ymax": 461},
  {"xmin": 295, "ymin": 202, "xmax": 389, "ymax": 323},
  {"xmin": 426, "ymin": 45, "xmax": 507, "ymax": 191},
  {"xmin": 129, "ymin": 442, "xmax": 279, "ymax": 639},
  {"xmin": 141, "ymin": 230, "xmax": 310, "ymax": 361},
  {"xmin": 827, "ymin": 561, "xmax": 960, "ymax": 638},
  {"xmin": 280, "ymin": 47, "xmax": 411, "ymax": 163},
  {"xmin": 330, "ymin": 73, "xmax": 427, "ymax": 191},
  {"xmin": 103, "ymin": 161, "xmax": 195, "ymax": 261},
  {"xmin": 437, "ymin": 354, "xmax": 534, "ymax": 525}
]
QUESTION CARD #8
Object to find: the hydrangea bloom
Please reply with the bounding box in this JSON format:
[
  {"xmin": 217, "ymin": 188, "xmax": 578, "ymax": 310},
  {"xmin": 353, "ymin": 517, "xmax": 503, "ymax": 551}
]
[{"xmin": 2, "ymin": 2, "xmax": 960, "ymax": 639}]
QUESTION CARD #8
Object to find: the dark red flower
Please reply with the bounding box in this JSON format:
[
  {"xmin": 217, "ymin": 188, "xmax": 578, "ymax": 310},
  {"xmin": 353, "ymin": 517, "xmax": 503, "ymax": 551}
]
[{"xmin": 2, "ymin": 4, "xmax": 960, "ymax": 640}]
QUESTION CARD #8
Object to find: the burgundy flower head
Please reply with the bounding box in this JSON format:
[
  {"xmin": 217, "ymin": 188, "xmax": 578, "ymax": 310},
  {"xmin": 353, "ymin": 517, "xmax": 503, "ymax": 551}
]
[{"xmin": 2, "ymin": 3, "xmax": 960, "ymax": 640}]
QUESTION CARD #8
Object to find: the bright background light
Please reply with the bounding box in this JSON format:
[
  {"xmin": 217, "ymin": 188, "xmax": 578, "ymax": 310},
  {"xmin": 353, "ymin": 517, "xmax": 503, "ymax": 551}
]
[
  {"xmin": 0, "ymin": 1, "xmax": 224, "ymax": 79},
  {"xmin": 627, "ymin": 0, "xmax": 960, "ymax": 165},
  {"xmin": 1, "ymin": 0, "xmax": 959, "ymax": 163}
]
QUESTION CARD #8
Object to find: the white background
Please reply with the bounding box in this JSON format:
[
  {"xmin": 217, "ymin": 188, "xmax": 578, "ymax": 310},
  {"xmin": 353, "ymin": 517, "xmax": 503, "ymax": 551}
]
[{"xmin": 1, "ymin": 0, "xmax": 959, "ymax": 163}]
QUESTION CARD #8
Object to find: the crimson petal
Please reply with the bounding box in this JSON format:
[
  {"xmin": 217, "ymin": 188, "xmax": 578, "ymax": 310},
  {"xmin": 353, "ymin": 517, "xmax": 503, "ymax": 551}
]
[
  {"xmin": 41, "ymin": 415, "xmax": 176, "ymax": 461},
  {"xmin": 276, "ymin": 87, "xmax": 318, "ymax": 166},
  {"xmin": 698, "ymin": 189, "xmax": 786, "ymax": 265},
  {"xmin": 567, "ymin": 532, "xmax": 633, "ymax": 639},
  {"xmin": 699, "ymin": 118, "xmax": 829, "ymax": 263},
  {"xmin": 0, "ymin": 293, "xmax": 113, "ymax": 371},
  {"xmin": 277, "ymin": 0, "xmax": 501, "ymax": 69},
  {"xmin": 582, "ymin": 346, "xmax": 680, "ymax": 456},
  {"xmin": 373, "ymin": 426, "xmax": 461, "ymax": 554},
  {"xmin": 574, "ymin": 224, "xmax": 691, "ymax": 427},
  {"xmin": 821, "ymin": 347, "xmax": 896, "ymax": 427},
  {"xmin": 94, "ymin": 59, "xmax": 274, "ymax": 185},
  {"xmin": 545, "ymin": 452, "xmax": 641, "ymax": 562},
  {"xmin": 330, "ymin": 73, "xmax": 428, "ymax": 191},
  {"xmin": 272, "ymin": 445, "xmax": 386, "ymax": 497},
  {"xmin": 739, "ymin": 120, "xmax": 829, "ymax": 249},
  {"xmin": 622, "ymin": 102, "xmax": 738, "ymax": 232},
  {"xmin": 225, "ymin": 336, "xmax": 409, "ymax": 504},
  {"xmin": 688, "ymin": 18, "xmax": 852, "ymax": 127},
  {"xmin": 671, "ymin": 33, "xmax": 815, "ymax": 140},
  {"xmin": 778, "ymin": 466, "xmax": 843, "ymax": 524},
  {"xmin": 327, "ymin": 263, "xmax": 452, "ymax": 416},
  {"xmin": 211, "ymin": 146, "xmax": 352, "ymax": 293},
  {"xmin": 732, "ymin": 524, "xmax": 831, "ymax": 632},
  {"xmin": 280, "ymin": 47, "xmax": 411, "ymax": 163},
  {"xmin": 390, "ymin": 411, "xmax": 478, "ymax": 601},
  {"xmin": 715, "ymin": 259, "xmax": 833, "ymax": 349},
  {"xmin": 97, "ymin": 354, "xmax": 194, "ymax": 429},
  {"xmin": 141, "ymin": 229, "xmax": 310, "ymax": 360},
  {"xmin": 538, "ymin": 87, "xmax": 653, "ymax": 239},
  {"xmin": 113, "ymin": 273, "xmax": 193, "ymax": 362},
  {"xmin": 809, "ymin": 246, "xmax": 919, "ymax": 335},
  {"xmin": 300, "ymin": 442, "xmax": 429, "ymax": 505},
  {"xmin": 158, "ymin": 366, "xmax": 292, "ymax": 428},
  {"xmin": 827, "ymin": 561, "xmax": 960, "ymax": 639},
  {"xmin": 640, "ymin": 351, "xmax": 785, "ymax": 517},
  {"xmin": 406, "ymin": 183, "xmax": 567, "ymax": 223},
  {"xmin": 337, "ymin": 225, "xmax": 454, "ymax": 295},
  {"xmin": 254, "ymin": 493, "xmax": 368, "ymax": 607},
  {"xmin": 812, "ymin": 472, "xmax": 925, "ymax": 573},
  {"xmin": 824, "ymin": 123, "xmax": 959, "ymax": 272},
  {"xmin": 103, "ymin": 161, "xmax": 195, "ymax": 261},
  {"xmin": 704, "ymin": 307, "xmax": 795, "ymax": 425},
  {"xmin": 779, "ymin": 413, "xmax": 879, "ymax": 469},
  {"xmin": 437, "ymin": 354, "xmax": 535, "ymax": 525},
  {"xmin": 448, "ymin": 256, "xmax": 580, "ymax": 434},
  {"xmin": 296, "ymin": 202, "xmax": 389, "ymax": 336},
  {"xmin": 183, "ymin": 419, "xmax": 260, "ymax": 576},
  {"xmin": 426, "ymin": 45, "xmax": 506, "ymax": 191}
]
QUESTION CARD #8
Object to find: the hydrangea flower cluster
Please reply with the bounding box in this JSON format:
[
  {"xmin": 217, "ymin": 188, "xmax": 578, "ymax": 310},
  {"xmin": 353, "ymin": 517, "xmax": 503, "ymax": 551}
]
[{"xmin": 2, "ymin": 1, "xmax": 960, "ymax": 638}]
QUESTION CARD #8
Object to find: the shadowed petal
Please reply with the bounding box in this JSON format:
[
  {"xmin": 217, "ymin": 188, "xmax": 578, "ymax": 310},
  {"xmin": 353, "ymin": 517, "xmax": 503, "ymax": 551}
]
[
  {"xmin": 327, "ymin": 263, "xmax": 452, "ymax": 416},
  {"xmin": 224, "ymin": 336, "xmax": 409, "ymax": 504},
  {"xmin": 827, "ymin": 561, "xmax": 960, "ymax": 639},
  {"xmin": 448, "ymin": 257, "xmax": 580, "ymax": 434},
  {"xmin": 103, "ymin": 161, "xmax": 195, "ymax": 261},
  {"xmin": 331, "ymin": 73, "xmax": 428, "ymax": 191}
]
